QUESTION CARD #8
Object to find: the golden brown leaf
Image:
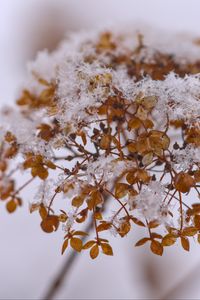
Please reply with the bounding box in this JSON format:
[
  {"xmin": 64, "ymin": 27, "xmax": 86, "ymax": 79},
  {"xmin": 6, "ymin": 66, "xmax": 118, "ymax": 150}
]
[
  {"xmin": 127, "ymin": 143, "xmax": 137, "ymax": 153},
  {"xmin": 94, "ymin": 212, "xmax": 103, "ymax": 220},
  {"xmin": 118, "ymin": 221, "xmax": 131, "ymax": 237},
  {"xmin": 70, "ymin": 237, "xmax": 83, "ymax": 252},
  {"xmin": 181, "ymin": 236, "xmax": 190, "ymax": 251},
  {"xmin": 39, "ymin": 204, "xmax": 48, "ymax": 220},
  {"xmin": 40, "ymin": 215, "xmax": 59, "ymax": 233},
  {"xmin": 72, "ymin": 196, "xmax": 84, "ymax": 207},
  {"xmin": 6, "ymin": 199, "xmax": 17, "ymax": 213},
  {"xmin": 174, "ymin": 172, "xmax": 195, "ymax": 193},
  {"xmin": 128, "ymin": 117, "xmax": 142, "ymax": 130},
  {"xmin": 194, "ymin": 215, "xmax": 200, "ymax": 229},
  {"xmin": 142, "ymin": 152, "xmax": 153, "ymax": 166},
  {"xmin": 61, "ymin": 239, "xmax": 69, "ymax": 255},
  {"xmin": 151, "ymin": 233, "xmax": 162, "ymax": 239},
  {"xmin": 73, "ymin": 231, "xmax": 88, "ymax": 237},
  {"xmin": 142, "ymin": 96, "xmax": 157, "ymax": 110},
  {"xmin": 162, "ymin": 234, "xmax": 177, "ymax": 246},
  {"xmin": 97, "ymin": 223, "xmax": 111, "ymax": 232},
  {"xmin": 182, "ymin": 227, "xmax": 197, "ymax": 237},
  {"xmin": 101, "ymin": 243, "xmax": 113, "ymax": 256},
  {"xmin": 100, "ymin": 134, "xmax": 110, "ymax": 150},
  {"xmin": 135, "ymin": 237, "xmax": 149, "ymax": 247},
  {"xmin": 194, "ymin": 170, "xmax": 200, "ymax": 183},
  {"xmin": 87, "ymin": 190, "xmax": 103, "ymax": 210},
  {"xmin": 150, "ymin": 240, "xmax": 163, "ymax": 256},
  {"xmin": 197, "ymin": 234, "xmax": 200, "ymax": 244},
  {"xmin": 45, "ymin": 160, "xmax": 56, "ymax": 170},
  {"xmin": 131, "ymin": 217, "xmax": 145, "ymax": 227},
  {"xmin": 90, "ymin": 244, "xmax": 99, "ymax": 259},
  {"xmin": 115, "ymin": 183, "xmax": 129, "ymax": 198},
  {"xmin": 82, "ymin": 241, "xmax": 96, "ymax": 249},
  {"xmin": 149, "ymin": 130, "xmax": 170, "ymax": 151},
  {"xmin": 148, "ymin": 220, "xmax": 160, "ymax": 229}
]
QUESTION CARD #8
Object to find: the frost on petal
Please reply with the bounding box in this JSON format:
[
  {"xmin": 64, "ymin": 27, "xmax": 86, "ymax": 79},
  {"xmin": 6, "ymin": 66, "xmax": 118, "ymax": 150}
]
[{"xmin": 173, "ymin": 145, "xmax": 200, "ymax": 171}]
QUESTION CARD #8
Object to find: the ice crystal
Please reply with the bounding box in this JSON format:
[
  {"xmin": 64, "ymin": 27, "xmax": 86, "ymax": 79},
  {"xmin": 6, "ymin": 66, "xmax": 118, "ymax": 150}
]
[
  {"xmin": 173, "ymin": 145, "xmax": 200, "ymax": 171},
  {"xmin": 129, "ymin": 181, "xmax": 167, "ymax": 222}
]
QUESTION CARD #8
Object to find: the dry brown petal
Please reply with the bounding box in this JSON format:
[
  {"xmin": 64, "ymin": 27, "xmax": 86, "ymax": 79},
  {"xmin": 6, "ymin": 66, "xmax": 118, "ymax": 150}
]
[
  {"xmin": 87, "ymin": 190, "xmax": 103, "ymax": 210},
  {"xmin": 41, "ymin": 215, "xmax": 59, "ymax": 233},
  {"xmin": 6, "ymin": 199, "xmax": 17, "ymax": 213},
  {"xmin": 100, "ymin": 134, "xmax": 111, "ymax": 150},
  {"xmin": 136, "ymin": 106, "xmax": 148, "ymax": 121},
  {"xmin": 136, "ymin": 138, "xmax": 151, "ymax": 154},
  {"xmin": 128, "ymin": 117, "xmax": 142, "ymax": 130},
  {"xmin": 96, "ymin": 32, "xmax": 116, "ymax": 51},
  {"xmin": 45, "ymin": 160, "xmax": 56, "ymax": 170},
  {"xmin": 142, "ymin": 152, "xmax": 153, "ymax": 166},
  {"xmin": 127, "ymin": 142, "xmax": 137, "ymax": 153},
  {"xmin": 194, "ymin": 215, "xmax": 200, "ymax": 229},
  {"xmin": 72, "ymin": 196, "xmax": 85, "ymax": 208},
  {"xmin": 149, "ymin": 130, "xmax": 170, "ymax": 151},
  {"xmin": 174, "ymin": 172, "xmax": 195, "ymax": 193},
  {"xmin": 118, "ymin": 221, "xmax": 131, "ymax": 237},
  {"xmin": 144, "ymin": 119, "xmax": 154, "ymax": 129},
  {"xmin": 0, "ymin": 161, "xmax": 7, "ymax": 172},
  {"xmin": 39, "ymin": 204, "xmax": 48, "ymax": 220},
  {"xmin": 115, "ymin": 183, "xmax": 130, "ymax": 198},
  {"xmin": 38, "ymin": 124, "xmax": 54, "ymax": 141},
  {"xmin": 141, "ymin": 96, "xmax": 157, "ymax": 110},
  {"xmin": 194, "ymin": 170, "xmax": 200, "ymax": 183}
]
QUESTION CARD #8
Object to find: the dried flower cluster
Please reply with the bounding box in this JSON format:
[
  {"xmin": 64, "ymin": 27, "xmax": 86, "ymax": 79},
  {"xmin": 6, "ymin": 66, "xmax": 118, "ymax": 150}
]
[{"xmin": 1, "ymin": 27, "xmax": 200, "ymax": 257}]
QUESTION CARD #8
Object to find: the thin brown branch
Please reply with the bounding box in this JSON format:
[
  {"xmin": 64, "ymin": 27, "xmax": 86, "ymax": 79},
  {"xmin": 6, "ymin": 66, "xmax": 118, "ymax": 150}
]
[
  {"xmin": 41, "ymin": 190, "xmax": 112, "ymax": 300},
  {"xmin": 41, "ymin": 219, "xmax": 93, "ymax": 300}
]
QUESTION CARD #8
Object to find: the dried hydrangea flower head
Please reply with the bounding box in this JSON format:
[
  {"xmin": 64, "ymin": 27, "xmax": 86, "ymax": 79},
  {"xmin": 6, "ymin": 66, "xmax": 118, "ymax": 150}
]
[{"xmin": 1, "ymin": 27, "xmax": 200, "ymax": 257}]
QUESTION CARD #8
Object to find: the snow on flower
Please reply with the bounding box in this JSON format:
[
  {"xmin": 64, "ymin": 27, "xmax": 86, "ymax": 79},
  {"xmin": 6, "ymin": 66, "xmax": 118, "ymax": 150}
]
[
  {"xmin": 1, "ymin": 25, "xmax": 200, "ymax": 257},
  {"xmin": 173, "ymin": 145, "xmax": 200, "ymax": 171},
  {"xmin": 86, "ymin": 155, "xmax": 135, "ymax": 184},
  {"xmin": 129, "ymin": 181, "xmax": 168, "ymax": 223}
]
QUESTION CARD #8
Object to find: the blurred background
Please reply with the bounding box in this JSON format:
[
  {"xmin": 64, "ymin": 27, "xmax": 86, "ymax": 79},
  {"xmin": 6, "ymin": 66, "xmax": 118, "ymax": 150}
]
[{"xmin": 1, "ymin": 0, "xmax": 200, "ymax": 299}]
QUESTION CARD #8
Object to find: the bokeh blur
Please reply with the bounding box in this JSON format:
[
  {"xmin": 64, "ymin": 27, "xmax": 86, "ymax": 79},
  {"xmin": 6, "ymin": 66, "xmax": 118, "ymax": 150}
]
[{"xmin": 1, "ymin": 0, "xmax": 200, "ymax": 299}]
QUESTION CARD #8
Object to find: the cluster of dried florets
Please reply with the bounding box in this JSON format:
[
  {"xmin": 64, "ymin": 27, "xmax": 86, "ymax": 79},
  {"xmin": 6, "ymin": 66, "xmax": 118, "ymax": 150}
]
[{"xmin": 0, "ymin": 27, "xmax": 200, "ymax": 257}]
